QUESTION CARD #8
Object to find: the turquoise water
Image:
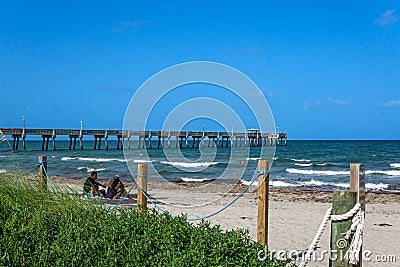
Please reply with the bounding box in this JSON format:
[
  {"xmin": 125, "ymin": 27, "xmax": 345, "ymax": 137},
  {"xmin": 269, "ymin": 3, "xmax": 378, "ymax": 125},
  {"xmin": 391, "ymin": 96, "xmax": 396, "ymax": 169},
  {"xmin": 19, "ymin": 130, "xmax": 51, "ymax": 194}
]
[{"xmin": 1, "ymin": 140, "xmax": 399, "ymax": 192}]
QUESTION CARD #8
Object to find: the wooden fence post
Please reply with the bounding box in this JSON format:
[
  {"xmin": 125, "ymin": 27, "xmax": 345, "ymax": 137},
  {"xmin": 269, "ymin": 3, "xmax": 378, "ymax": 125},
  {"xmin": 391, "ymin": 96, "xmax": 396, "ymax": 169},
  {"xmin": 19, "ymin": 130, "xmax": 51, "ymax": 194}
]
[
  {"xmin": 38, "ymin": 156, "xmax": 47, "ymax": 191},
  {"xmin": 257, "ymin": 160, "xmax": 269, "ymax": 245},
  {"xmin": 330, "ymin": 190, "xmax": 357, "ymax": 267},
  {"xmin": 350, "ymin": 163, "xmax": 365, "ymax": 267},
  {"xmin": 137, "ymin": 163, "xmax": 148, "ymax": 212}
]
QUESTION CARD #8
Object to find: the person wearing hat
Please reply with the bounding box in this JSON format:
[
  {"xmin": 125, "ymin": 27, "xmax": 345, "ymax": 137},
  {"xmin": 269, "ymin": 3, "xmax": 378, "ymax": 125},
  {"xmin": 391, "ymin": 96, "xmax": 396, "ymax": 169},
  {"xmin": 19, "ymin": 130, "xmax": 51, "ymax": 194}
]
[{"xmin": 105, "ymin": 175, "xmax": 131, "ymax": 200}]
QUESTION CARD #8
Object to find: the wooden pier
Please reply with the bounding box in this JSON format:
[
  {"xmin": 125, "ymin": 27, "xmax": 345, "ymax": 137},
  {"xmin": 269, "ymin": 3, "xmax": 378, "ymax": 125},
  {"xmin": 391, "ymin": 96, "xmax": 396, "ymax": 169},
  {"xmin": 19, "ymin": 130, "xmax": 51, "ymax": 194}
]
[{"xmin": 0, "ymin": 128, "xmax": 287, "ymax": 151}]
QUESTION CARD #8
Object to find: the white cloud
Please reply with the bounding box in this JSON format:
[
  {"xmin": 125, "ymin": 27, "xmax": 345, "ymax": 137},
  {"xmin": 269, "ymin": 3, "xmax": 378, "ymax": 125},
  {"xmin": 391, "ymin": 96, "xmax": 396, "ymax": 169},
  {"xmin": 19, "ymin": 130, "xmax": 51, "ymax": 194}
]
[
  {"xmin": 377, "ymin": 100, "xmax": 400, "ymax": 107},
  {"xmin": 303, "ymin": 100, "xmax": 321, "ymax": 110},
  {"xmin": 304, "ymin": 97, "xmax": 351, "ymax": 110},
  {"xmin": 374, "ymin": 9, "xmax": 398, "ymax": 26},
  {"xmin": 326, "ymin": 97, "xmax": 351, "ymax": 105}
]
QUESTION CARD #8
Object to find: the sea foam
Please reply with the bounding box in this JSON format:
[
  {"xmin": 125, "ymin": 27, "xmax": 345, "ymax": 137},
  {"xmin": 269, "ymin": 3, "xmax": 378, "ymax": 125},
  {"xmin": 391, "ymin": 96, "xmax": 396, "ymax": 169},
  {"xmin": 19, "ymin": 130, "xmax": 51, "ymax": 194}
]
[
  {"xmin": 161, "ymin": 161, "xmax": 219, "ymax": 168},
  {"xmin": 294, "ymin": 163, "xmax": 313, "ymax": 167},
  {"xmin": 241, "ymin": 178, "xmax": 389, "ymax": 190},
  {"xmin": 287, "ymin": 167, "xmax": 400, "ymax": 177},
  {"xmin": 62, "ymin": 157, "xmax": 126, "ymax": 162},
  {"xmin": 290, "ymin": 158, "xmax": 311, "ymax": 162},
  {"xmin": 366, "ymin": 183, "xmax": 389, "ymax": 190},
  {"xmin": 286, "ymin": 168, "xmax": 349, "ymax": 176},
  {"xmin": 77, "ymin": 167, "xmax": 107, "ymax": 172},
  {"xmin": 246, "ymin": 157, "xmax": 261, "ymax": 161},
  {"xmin": 241, "ymin": 180, "xmax": 301, "ymax": 187},
  {"xmin": 180, "ymin": 178, "xmax": 214, "ymax": 182},
  {"xmin": 78, "ymin": 157, "xmax": 127, "ymax": 162},
  {"xmin": 61, "ymin": 157, "xmax": 76, "ymax": 161},
  {"xmin": 133, "ymin": 159, "xmax": 153, "ymax": 163}
]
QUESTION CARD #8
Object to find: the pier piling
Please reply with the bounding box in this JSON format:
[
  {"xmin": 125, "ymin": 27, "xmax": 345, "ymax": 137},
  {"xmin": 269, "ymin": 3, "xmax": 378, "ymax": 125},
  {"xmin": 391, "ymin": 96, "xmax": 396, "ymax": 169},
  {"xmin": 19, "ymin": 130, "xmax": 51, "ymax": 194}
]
[{"xmin": 2, "ymin": 128, "xmax": 287, "ymax": 150}]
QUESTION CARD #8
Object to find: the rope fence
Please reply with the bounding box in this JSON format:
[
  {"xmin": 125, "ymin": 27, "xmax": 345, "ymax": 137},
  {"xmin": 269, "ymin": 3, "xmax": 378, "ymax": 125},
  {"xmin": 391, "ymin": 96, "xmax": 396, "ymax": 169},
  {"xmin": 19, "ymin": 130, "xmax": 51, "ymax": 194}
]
[
  {"xmin": 112, "ymin": 168, "xmax": 267, "ymax": 221},
  {"xmin": 1, "ymin": 149, "xmax": 366, "ymax": 266},
  {"xmin": 299, "ymin": 203, "xmax": 365, "ymax": 267}
]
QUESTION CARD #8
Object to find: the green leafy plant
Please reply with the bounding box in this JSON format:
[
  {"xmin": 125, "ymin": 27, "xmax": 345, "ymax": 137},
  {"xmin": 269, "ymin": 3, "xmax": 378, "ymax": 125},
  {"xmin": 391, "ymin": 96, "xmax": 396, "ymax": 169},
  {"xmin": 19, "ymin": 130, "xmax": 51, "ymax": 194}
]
[{"xmin": 0, "ymin": 174, "xmax": 288, "ymax": 266}]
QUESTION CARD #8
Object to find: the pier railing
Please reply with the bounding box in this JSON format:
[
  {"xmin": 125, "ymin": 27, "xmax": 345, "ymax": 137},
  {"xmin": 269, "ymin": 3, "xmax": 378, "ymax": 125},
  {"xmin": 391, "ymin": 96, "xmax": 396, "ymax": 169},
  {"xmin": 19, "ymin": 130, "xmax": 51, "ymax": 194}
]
[{"xmin": 0, "ymin": 128, "xmax": 287, "ymax": 151}]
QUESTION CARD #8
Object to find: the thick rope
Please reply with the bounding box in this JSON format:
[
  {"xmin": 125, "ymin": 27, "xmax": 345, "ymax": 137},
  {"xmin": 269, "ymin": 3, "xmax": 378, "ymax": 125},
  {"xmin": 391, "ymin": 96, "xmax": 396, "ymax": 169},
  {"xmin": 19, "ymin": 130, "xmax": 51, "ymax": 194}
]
[
  {"xmin": 331, "ymin": 203, "xmax": 361, "ymax": 221},
  {"xmin": 298, "ymin": 203, "xmax": 364, "ymax": 267},
  {"xmin": 298, "ymin": 208, "xmax": 332, "ymax": 267},
  {"xmin": 345, "ymin": 210, "xmax": 365, "ymax": 264}
]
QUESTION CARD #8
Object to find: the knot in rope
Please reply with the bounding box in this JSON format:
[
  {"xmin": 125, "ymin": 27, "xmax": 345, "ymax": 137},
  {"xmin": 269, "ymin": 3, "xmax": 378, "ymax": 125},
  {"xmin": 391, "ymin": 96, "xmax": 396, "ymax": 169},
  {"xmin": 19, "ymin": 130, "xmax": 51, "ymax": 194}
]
[
  {"xmin": 344, "ymin": 209, "xmax": 365, "ymax": 264},
  {"xmin": 331, "ymin": 203, "xmax": 361, "ymax": 221},
  {"xmin": 299, "ymin": 203, "xmax": 364, "ymax": 267}
]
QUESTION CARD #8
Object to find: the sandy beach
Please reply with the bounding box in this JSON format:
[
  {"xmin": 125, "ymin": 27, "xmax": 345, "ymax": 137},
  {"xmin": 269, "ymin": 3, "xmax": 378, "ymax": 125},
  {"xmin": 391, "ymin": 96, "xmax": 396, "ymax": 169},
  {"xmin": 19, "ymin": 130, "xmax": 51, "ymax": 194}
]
[{"xmin": 51, "ymin": 176, "xmax": 400, "ymax": 267}]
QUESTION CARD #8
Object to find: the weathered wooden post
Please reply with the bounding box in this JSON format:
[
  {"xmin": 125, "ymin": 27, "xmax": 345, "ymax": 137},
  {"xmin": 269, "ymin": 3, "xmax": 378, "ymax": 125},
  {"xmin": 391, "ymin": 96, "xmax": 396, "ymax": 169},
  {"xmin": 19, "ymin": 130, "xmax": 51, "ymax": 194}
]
[
  {"xmin": 137, "ymin": 163, "xmax": 148, "ymax": 212},
  {"xmin": 38, "ymin": 156, "xmax": 47, "ymax": 191},
  {"xmin": 350, "ymin": 163, "xmax": 365, "ymax": 267},
  {"xmin": 330, "ymin": 190, "xmax": 357, "ymax": 267},
  {"xmin": 257, "ymin": 160, "xmax": 269, "ymax": 245}
]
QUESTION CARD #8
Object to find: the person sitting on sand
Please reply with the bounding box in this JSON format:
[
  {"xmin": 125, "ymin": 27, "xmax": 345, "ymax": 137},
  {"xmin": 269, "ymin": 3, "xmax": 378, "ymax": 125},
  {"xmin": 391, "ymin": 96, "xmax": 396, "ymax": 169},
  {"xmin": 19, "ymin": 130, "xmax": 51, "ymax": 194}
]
[
  {"xmin": 83, "ymin": 171, "xmax": 106, "ymax": 197},
  {"xmin": 105, "ymin": 175, "xmax": 132, "ymax": 200}
]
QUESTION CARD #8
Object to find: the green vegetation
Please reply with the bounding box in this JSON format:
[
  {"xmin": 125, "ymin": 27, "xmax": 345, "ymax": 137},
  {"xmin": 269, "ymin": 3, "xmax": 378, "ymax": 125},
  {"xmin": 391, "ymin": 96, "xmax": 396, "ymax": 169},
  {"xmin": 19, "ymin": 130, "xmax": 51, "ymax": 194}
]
[{"xmin": 0, "ymin": 175, "xmax": 287, "ymax": 266}]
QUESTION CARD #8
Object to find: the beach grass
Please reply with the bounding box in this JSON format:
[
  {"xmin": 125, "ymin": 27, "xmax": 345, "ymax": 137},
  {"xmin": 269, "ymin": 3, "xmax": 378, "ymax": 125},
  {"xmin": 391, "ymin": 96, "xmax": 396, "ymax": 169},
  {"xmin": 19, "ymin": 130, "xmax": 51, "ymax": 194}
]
[{"xmin": 0, "ymin": 174, "xmax": 288, "ymax": 266}]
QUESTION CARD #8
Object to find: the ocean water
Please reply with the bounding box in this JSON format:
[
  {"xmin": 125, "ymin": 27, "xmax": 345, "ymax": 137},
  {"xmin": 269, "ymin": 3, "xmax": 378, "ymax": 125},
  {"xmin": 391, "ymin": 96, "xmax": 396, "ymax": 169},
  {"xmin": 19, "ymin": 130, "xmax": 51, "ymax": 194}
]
[{"xmin": 1, "ymin": 140, "xmax": 400, "ymax": 192}]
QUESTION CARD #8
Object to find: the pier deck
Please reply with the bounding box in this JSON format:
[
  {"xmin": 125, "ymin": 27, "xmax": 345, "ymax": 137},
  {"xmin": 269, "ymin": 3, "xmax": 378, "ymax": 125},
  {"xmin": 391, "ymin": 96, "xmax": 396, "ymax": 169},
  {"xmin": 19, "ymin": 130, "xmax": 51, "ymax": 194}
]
[{"xmin": 0, "ymin": 128, "xmax": 287, "ymax": 151}]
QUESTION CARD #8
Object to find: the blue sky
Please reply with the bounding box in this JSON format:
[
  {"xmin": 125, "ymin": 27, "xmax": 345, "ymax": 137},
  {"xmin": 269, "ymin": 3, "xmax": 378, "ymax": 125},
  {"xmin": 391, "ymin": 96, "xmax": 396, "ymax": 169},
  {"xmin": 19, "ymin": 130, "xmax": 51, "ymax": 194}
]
[{"xmin": 1, "ymin": 1, "xmax": 399, "ymax": 139}]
